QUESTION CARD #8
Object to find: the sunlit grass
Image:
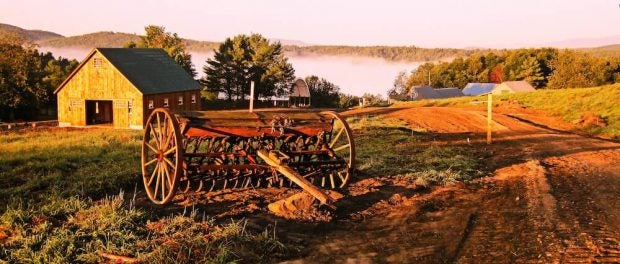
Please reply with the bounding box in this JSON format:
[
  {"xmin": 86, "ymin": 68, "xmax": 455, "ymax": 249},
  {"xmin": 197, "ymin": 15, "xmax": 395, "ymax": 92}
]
[
  {"xmin": 0, "ymin": 119, "xmax": 486, "ymax": 262},
  {"xmin": 348, "ymin": 116, "xmax": 483, "ymax": 185},
  {"xmin": 0, "ymin": 192, "xmax": 291, "ymax": 263},
  {"xmin": 0, "ymin": 128, "xmax": 143, "ymax": 209}
]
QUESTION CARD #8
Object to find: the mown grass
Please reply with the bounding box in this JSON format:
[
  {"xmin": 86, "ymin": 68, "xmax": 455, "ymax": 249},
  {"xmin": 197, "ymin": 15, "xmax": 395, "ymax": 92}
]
[
  {"xmin": 393, "ymin": 83, "xmax": 620, "ymax": 138},
  {"xmin": 348, "ymin": 116, "xmax": 484, "ymax": 186}
]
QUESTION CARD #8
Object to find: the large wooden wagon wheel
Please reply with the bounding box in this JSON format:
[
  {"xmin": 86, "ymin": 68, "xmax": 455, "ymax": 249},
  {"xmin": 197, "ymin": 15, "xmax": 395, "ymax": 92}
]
[
  {"xmin": 320, "ymin": 111, "xmax": 355, "ymax": 188},
  {"xmin": 142, "ymin": 108, "xmax": 184, "ymax": 205}
]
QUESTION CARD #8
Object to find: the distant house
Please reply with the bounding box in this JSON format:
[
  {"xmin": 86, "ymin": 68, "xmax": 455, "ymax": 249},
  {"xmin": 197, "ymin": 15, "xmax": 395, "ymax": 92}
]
[
  {"xmin": 463, "ymin": 83, "xmax": 498, "ymax": 96},
  {"xmin": 434, "ymin": 88, "xmax": 464, "ymax": 98},
  {"xmin": 55, "ymin": 48, "xmax": 202, "ymax": 129},
  {"xmin": 408, "ymin": 86, "xmax": 463, "ymax": 100},
  {"xmin": 409, "ymin": 86, "xmax": 441, "ymax": 100},
  {"xmin": 289, "ymin": 79, "xmax": 311, "ymax": 107},
  {"xmin": 492, "ymin": 81, "xmax": 535, "ymax": 95}
]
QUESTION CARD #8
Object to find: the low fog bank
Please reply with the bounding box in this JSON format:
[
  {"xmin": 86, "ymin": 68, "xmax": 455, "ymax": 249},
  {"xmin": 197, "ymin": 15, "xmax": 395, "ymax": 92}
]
[{"xmin": 40, "ymin": 47, "xmax": 421, "ymax": 97}]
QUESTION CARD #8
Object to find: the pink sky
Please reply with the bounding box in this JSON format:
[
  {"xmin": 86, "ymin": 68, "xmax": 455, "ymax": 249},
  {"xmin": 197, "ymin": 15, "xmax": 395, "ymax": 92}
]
[{"xmin": 2, "ymin": 0, "xmax": 620, "ymax": 48}]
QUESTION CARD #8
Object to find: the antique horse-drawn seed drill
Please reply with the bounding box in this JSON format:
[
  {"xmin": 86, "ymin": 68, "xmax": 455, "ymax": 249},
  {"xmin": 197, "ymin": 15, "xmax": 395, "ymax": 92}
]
[{"xmin": 141, "ymin": 108, "xmax": 355, "ymax": 205}]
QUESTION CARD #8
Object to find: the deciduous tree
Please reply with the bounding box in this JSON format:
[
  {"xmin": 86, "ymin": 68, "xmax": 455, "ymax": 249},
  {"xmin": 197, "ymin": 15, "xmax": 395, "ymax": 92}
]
[
  {"xmin": 129, "ymin": 25, "xmax": 196, "ymax": 77},
  {"xmin": 304, "ymin": 75, "xmax": 340, "ymax": 108}
]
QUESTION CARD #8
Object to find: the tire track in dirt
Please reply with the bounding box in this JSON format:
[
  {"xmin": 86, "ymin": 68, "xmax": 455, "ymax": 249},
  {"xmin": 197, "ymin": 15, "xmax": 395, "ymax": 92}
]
[
  {"xmin": 455, "ymin": 160, "xmax": 564, "ymax": 263},
  {"xmin": 543, "ymin": 151, "xmax": 620, "ymax": 263}
]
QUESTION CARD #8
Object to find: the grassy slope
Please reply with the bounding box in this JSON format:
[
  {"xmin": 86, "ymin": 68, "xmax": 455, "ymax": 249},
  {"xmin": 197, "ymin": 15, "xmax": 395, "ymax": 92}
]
[
  {"xmin": 393, "ymin": 83, "xmax": 620, "ymax": 138},
  {"xmin": 0, "ymin": 116, "xmax": 484, "ymax": 262}
]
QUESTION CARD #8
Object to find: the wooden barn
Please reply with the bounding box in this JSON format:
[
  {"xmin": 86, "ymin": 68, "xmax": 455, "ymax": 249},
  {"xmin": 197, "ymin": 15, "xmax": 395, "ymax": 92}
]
[{"xmin": 54, "ymin": 48, "xmax": 202, "ymax": 129}]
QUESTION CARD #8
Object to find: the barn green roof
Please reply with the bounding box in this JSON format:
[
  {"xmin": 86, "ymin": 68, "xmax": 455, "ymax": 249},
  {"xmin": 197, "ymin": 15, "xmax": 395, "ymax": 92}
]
[{"xmin": 55, "ymin": 48, "xmax": 201, "ymax": 95}]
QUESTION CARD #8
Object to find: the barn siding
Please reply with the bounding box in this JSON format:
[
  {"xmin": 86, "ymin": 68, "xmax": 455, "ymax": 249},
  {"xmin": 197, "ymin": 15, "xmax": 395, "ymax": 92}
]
[
  {"xmin": 143, "ymin": 90, "xmax": 202, "ymax": 122},
  {"xmin": 57, "ymin": 52, "xmax": 144, "ymax": 129}
]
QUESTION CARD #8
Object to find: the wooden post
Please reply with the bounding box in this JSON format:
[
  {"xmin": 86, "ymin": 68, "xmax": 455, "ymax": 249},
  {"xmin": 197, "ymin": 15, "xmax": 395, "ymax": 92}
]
[
  {"xmin": 487, "ymin": 93, "xmax": 492, "ymax": 144},
  {"xmin": 249, "ymin": 81, "xmax": 255, "ymax": 112}
]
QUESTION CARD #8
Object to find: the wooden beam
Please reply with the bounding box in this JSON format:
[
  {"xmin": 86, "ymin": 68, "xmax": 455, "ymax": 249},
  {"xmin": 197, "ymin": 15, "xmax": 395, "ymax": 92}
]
[{"xmin": 257, "ymin": 150, "xmax": 335, "ymax": 205}]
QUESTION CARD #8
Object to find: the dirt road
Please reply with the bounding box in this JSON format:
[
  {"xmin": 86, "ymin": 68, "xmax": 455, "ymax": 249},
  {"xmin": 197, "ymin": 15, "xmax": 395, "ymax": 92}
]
[{"xmin": 278, "ymin": 107, "xmax": 620, "ymax": 263}]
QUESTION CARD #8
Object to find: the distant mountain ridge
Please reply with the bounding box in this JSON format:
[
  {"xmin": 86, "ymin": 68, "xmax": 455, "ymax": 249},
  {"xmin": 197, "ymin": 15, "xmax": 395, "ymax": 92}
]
[
  {"xmin": 2, "ymin": 23, "xmax": 620, "ymax": 61},
  {"xmin": 39, "ymin": 31, "xmax": 140, "ymax": 48},
  {"xmin": 0, "ymin": 23, "xmax": 63, "ymax": 42}
]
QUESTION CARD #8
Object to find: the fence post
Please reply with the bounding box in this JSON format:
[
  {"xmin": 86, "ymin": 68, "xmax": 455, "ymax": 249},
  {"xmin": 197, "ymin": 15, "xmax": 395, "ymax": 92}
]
[
  {"xmin": 249, "ymin": 81, "xmax": 255, "ymax": 113},
  {"xmin": 487, "ymin": 93, "xmax": 492, "ymax": 144}
]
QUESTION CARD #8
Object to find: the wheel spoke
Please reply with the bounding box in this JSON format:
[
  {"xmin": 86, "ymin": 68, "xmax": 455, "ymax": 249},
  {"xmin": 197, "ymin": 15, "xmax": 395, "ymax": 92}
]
[
  {"xmin": 162, "ymin": 115, "xmax": 168, "ymax": 148},
  {"xmin": 144, "ymin": 158, "xmax": 158, "ymax": 167},
  {"xmin": 147, "ymin": 163, "xmax": 160, "ymax": 185},
  {"xmin": 156, "ymin": 112, "xmax": 163, "ymax": 146},
  {"xmin": 338, "ymin": 171, "xmax": 346, "ymax": 182},
  {"xmin": 330, "ymin": 173, "xmax": 335, "ymax": 188},
  {"xmin": 162, "ymin": 161, "xmax": 173, "ymax": 189},
  {"xmin": 161, "ymin": 164, "xmax": 166, "ymax": 200},
  {"xmin": 333, "ymin": 143, "xmax": 350, "ymax": 152},
  {"xmin": 330, "ymin": 127, "xmax": 345, "ymax": 148},
  {"xmin": 163, "ymin": 128, "xmax": 174, "ymax": 151},
  {"xmin": 149, "ymin": 123, "xmax": 161, "ymax": 148},
  {"xmin": 163, "ymin": 157, "xmax": 175, "ymax": 168},
  {"xmin": 145, "ymin": 142, "xmax": 159, "ymax": 153},
  {"xmin": 163, "ymin": 146, "xmax": 177, "ymax": 156},
  {"xmin": 153, "ymin": 164, "xmax": 161, "ymax": 199}
]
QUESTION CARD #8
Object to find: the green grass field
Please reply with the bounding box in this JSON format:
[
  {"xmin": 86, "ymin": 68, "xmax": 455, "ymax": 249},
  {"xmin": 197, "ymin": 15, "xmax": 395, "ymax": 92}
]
[
  {"xmin": 0, "ymin": 116, "xmax": 483, "ymax": 263},
  {"xmin": 393, "ymin": 83, "xmax": 620, "ymax": 138}
]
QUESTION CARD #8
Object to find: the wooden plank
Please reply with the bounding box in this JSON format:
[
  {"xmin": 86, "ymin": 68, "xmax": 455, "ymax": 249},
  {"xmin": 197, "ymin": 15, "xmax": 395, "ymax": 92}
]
[{"xmin": 257, "ymin": 150, "xmax": 335, "ymax": 205}]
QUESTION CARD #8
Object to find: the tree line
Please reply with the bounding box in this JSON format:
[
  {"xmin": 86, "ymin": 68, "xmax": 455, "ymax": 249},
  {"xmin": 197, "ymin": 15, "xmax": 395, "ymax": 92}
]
[
  {"xmin": 0, "ymin": 32, "xmax": 78, "ymax": 121},
  {"xmin": 390, "ymin": 48, "xmax": 620, "ymax": 96}
]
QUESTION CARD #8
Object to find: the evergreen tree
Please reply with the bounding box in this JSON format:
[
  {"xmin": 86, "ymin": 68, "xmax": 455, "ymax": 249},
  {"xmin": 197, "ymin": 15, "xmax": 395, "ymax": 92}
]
[
  {"xmin": 202, "ymin": 34, "xmax": 295, "ymax": 102},
  {"xmin": 516, "ymin": 56, "xmax": 544, "ymax": 88}
]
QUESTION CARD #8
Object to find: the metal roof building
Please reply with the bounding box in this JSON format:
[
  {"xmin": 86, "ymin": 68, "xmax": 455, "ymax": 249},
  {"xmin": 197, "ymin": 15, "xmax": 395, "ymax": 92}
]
[{"xmin": 462, "ymin": 83, "xmax": 498, "ymax": 96}]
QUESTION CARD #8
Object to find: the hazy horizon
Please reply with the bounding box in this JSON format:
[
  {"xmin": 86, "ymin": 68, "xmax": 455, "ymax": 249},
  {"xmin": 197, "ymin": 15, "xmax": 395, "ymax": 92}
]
[
  {"xmin": 3, "ymin": 0, "xmax": 620, "ymax": 49},
  {"xmin": 40, "ymin": 46, "xmax": 419, "ymax": 97}
]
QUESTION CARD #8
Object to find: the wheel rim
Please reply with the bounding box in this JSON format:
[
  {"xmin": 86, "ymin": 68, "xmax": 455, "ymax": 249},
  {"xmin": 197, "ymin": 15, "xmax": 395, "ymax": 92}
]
[
  {"xmin": 142, "ymin": 108, "xmax": 183, "ymax": 205},
  {"xmin": 321, "ymin": 111, "xmax": 355, "ymax": 188}
]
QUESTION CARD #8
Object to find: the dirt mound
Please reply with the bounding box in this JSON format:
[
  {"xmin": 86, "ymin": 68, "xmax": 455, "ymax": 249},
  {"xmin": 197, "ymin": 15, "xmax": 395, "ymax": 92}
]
[{"xmin": 574, "ymin": 112, "xmax": 607, "ymax": 128}]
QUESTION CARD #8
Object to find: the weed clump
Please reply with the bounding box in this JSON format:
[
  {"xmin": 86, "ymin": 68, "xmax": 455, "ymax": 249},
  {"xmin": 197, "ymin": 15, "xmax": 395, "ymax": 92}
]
[{"xmin": 0, "ymin": 192, "xmax": 291, "ymax": 263}]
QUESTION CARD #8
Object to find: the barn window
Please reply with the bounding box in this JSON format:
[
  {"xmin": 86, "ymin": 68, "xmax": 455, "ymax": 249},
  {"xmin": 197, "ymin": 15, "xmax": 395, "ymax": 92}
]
[
  {"xmin": 191, "ymin": 94, "xmax": 196, "ymax": 104},
  {"xmin": 93, "ymin": 58, "xmax": 103, "ymax": 68},
  {"xmin": 178, "ymin": 96, "xmax": 183, "ymax": 105},
  {"xmin": 128, "ymin": 101, "xmax": 133, "ymax": 113},
  {"xmin": 148, "ymin": 100, "xmax": 154, "ymax": 109},
  {"xmin": 163, "ymin": 98, "xmax": 169, "ymax": 107}
]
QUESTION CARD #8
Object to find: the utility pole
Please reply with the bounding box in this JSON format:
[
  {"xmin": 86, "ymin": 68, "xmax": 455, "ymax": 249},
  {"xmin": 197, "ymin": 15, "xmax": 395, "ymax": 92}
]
[{"xmin": 428, "ymin": 70, "xmax": 431, "ymax": 86}]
